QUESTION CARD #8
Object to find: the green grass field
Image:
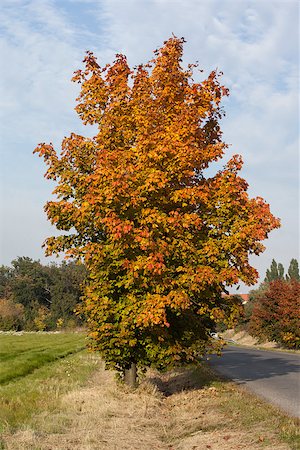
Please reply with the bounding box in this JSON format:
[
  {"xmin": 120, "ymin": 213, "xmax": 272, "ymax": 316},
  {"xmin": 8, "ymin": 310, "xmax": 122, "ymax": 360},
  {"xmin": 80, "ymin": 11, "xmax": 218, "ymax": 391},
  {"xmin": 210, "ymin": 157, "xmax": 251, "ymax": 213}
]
[
  {"xmin": 0, "ymin": 332, "xmax": 85, "ymax": 384},
  {"xmin": 0, "ymin": 332, "xmax": 101, "ymax": 433}
]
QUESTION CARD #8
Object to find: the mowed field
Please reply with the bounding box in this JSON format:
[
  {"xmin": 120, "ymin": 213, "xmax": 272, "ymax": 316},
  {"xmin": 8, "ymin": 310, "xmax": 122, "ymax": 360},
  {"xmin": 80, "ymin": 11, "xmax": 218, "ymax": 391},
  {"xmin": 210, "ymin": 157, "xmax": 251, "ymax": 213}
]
[
  {"xmin": 0, "ymin": 332, "xmax": 299, "ymax": 450},
  {"xmin": 0, "ymin": 332, "xmax": 85, "ymax": 385},
  {"xmin": 0, "ymin": 332, "xmax": 100, "ymax": 433}
]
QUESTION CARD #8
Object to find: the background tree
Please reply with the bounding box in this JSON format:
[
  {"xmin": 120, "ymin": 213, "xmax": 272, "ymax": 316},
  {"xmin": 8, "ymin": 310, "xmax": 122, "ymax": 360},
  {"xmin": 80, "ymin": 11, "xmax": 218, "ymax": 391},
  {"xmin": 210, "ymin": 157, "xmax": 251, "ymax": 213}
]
[
  {"xmin": 0, "ymin": 266, "xmax": 12, "ymax": 298},
  {"xmin": 35, "ymin": 37, "xmax": 280, "ymax": 384},
  {"xmin": 249, "ymin": 279, "xmax": 300, "ymax": 349},
  {"xmin": 47, "ymin": 261, "xmax": 87, "ymax": 328},
  {"xmin": 0, "ymin": 298, "xmax": 24, "ymax": 331},
  {"xmin": 235, "ymin": 282, "xmax": 268, "ymax": 330},
  {"xmin": 0, "ymin": 258, "xmax": 86, "ymax": 331},
  {"xmin": 239, "ymin": 258, "xmax": 299, "ymax": 335},
  {"xmin": 286, "ymin": 258, "xmax": 299, "ymax": 281},
  {"xmin": 9, "ymin": 257, "xmax": 52, "ymax": 329},
  {"xmin": 264, "ymin": 259, "xmax": 285, "ymax": 282}
]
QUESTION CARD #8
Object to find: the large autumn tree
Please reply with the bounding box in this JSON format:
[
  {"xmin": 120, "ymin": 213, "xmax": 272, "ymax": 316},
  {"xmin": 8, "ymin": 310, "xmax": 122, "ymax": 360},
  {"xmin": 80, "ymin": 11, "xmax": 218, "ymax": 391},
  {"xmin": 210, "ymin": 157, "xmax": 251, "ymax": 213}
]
[{"xmin": 35, "ymin": 37, "xmax": 279, "ymax": 384}]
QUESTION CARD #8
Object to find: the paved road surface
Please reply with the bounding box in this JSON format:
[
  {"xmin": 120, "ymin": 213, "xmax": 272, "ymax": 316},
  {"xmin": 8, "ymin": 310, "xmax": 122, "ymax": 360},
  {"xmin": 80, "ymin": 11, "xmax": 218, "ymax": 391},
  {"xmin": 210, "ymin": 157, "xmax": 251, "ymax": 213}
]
[{"xmin": 208, "ymin": 346, "xmax": 300, "ymax": 418}]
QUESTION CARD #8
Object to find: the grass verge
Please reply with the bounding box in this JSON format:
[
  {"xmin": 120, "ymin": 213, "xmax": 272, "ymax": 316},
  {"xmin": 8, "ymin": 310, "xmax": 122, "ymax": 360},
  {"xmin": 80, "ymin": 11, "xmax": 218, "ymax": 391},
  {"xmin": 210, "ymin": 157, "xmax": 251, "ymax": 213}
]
[{"xmin": 1, "ymin": 355, "xmax": 299, "ymax": 449}]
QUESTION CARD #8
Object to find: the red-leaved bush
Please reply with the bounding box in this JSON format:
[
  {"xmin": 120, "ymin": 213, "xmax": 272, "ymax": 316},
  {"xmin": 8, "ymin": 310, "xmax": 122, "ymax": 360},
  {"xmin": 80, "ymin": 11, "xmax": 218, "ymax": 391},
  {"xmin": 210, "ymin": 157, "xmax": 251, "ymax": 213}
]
[{"xmin": 249, "ymin": 279, "xmax": 300, "ymax": 349}]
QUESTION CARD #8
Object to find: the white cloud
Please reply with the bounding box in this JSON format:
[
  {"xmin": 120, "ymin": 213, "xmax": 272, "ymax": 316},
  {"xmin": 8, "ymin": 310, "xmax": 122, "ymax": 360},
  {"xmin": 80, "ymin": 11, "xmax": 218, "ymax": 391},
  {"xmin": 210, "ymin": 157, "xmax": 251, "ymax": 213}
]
[{"xmin": 0, "ymin": 2, "xmax": 82, "ymax": 144}]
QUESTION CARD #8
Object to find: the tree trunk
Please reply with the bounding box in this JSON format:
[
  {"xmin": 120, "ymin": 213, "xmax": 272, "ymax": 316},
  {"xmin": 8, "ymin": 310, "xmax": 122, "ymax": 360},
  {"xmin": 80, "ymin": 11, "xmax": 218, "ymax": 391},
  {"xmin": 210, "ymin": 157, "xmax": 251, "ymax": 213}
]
[{"xmin": 124, "ymin": 362, "xmax": 137, "ymax": 387}]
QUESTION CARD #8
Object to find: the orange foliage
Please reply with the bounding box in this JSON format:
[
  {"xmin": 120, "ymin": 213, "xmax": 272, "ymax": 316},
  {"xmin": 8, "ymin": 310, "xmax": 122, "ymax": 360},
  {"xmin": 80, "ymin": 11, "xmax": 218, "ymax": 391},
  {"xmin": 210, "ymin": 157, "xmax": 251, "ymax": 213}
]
[{"xmin": 35, "ymin": 37, "xmax": 280, "ymax": 373}]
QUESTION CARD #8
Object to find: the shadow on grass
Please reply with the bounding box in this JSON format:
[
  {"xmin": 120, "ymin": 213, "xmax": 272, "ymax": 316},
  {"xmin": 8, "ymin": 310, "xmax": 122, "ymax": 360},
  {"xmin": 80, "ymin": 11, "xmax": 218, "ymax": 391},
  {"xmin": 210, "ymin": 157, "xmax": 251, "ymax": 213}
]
[{"xmin": 147, "ymin": 363, "xmax": 224, "ymax": 397}]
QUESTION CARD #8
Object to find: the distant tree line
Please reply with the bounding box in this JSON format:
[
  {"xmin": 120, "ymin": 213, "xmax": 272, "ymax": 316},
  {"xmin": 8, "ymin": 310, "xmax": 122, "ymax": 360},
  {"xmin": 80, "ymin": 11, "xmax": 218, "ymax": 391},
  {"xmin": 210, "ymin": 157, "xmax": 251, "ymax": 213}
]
[
  {"xmin": 1, "ymin": 255, "xmax": 298, "ymax": 350},
  {"xmin": 0, "ymin": 257, "xmax": 87, "ymax": 331},
  {"xmin": 238, "ymin": 258, "xmax": 299, "ymax": 349}
]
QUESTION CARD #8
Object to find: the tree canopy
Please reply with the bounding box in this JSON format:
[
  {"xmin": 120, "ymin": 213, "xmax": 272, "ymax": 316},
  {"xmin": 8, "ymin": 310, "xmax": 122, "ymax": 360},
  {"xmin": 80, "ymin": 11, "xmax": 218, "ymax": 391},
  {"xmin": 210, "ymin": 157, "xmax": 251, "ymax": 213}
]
[
  {"xmin": 249, "ymin": 279, "xmax": 300, "ymax": 349},
  {"xmin": 0, "ymin": 257, "xmax": 86, "ymax": 331},
  {"xmin": 34, "ymin": 37, "xmax": 280, "ymax": 380},
  {"xmin": 264, "ymin": 258, "xmax": 284, "ymax": 282},
  {"xmin": 286, "ymin": 258, "xmax": 299, "ymax": 281},
  {"xmin": 264, "ymin": 258, "xmax": 299, "ymax": 283}
]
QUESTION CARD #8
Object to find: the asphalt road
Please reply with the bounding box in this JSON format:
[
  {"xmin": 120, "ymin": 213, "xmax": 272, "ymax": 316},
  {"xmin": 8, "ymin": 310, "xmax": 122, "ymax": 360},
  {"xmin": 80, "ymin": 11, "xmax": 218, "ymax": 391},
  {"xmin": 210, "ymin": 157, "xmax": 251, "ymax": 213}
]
[{"xmin": 208, "ymin": 346, "xmax": 300, "ymax": 418}]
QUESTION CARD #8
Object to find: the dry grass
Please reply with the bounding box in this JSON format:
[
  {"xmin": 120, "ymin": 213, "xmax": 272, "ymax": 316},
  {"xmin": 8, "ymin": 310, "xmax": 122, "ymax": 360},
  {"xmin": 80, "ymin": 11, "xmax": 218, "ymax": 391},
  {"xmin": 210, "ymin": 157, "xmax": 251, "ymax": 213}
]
[
  {"xmin": 1, "ymin": 361, "xmax": 298, "ymax": 450},
  {"xmin": 221, "ymin": 329, "xmax": 278, "ymax": 349},
  {"xmin": 221, "ymin": 329, "xmax": 300, "ymax": 353}
]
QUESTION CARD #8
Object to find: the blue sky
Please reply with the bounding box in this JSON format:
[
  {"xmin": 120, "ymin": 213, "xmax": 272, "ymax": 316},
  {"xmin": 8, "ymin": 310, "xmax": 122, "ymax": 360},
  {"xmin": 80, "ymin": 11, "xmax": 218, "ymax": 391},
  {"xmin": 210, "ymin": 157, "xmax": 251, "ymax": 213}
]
[{"xmin": 0, "ymin": 0, "xmax": 299, "ymax": 290}]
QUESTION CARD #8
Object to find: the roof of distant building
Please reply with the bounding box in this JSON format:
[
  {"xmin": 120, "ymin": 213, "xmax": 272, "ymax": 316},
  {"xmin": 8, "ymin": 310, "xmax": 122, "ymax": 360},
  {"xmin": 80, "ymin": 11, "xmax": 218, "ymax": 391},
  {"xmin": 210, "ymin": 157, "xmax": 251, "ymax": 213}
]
[
  {"xmin": 221, "ymin": 292, "xmax": 249, "ymax": 304},
  {"xmin": 239, "ymin": 294, "xmax": 249, "ymax": 304}
]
